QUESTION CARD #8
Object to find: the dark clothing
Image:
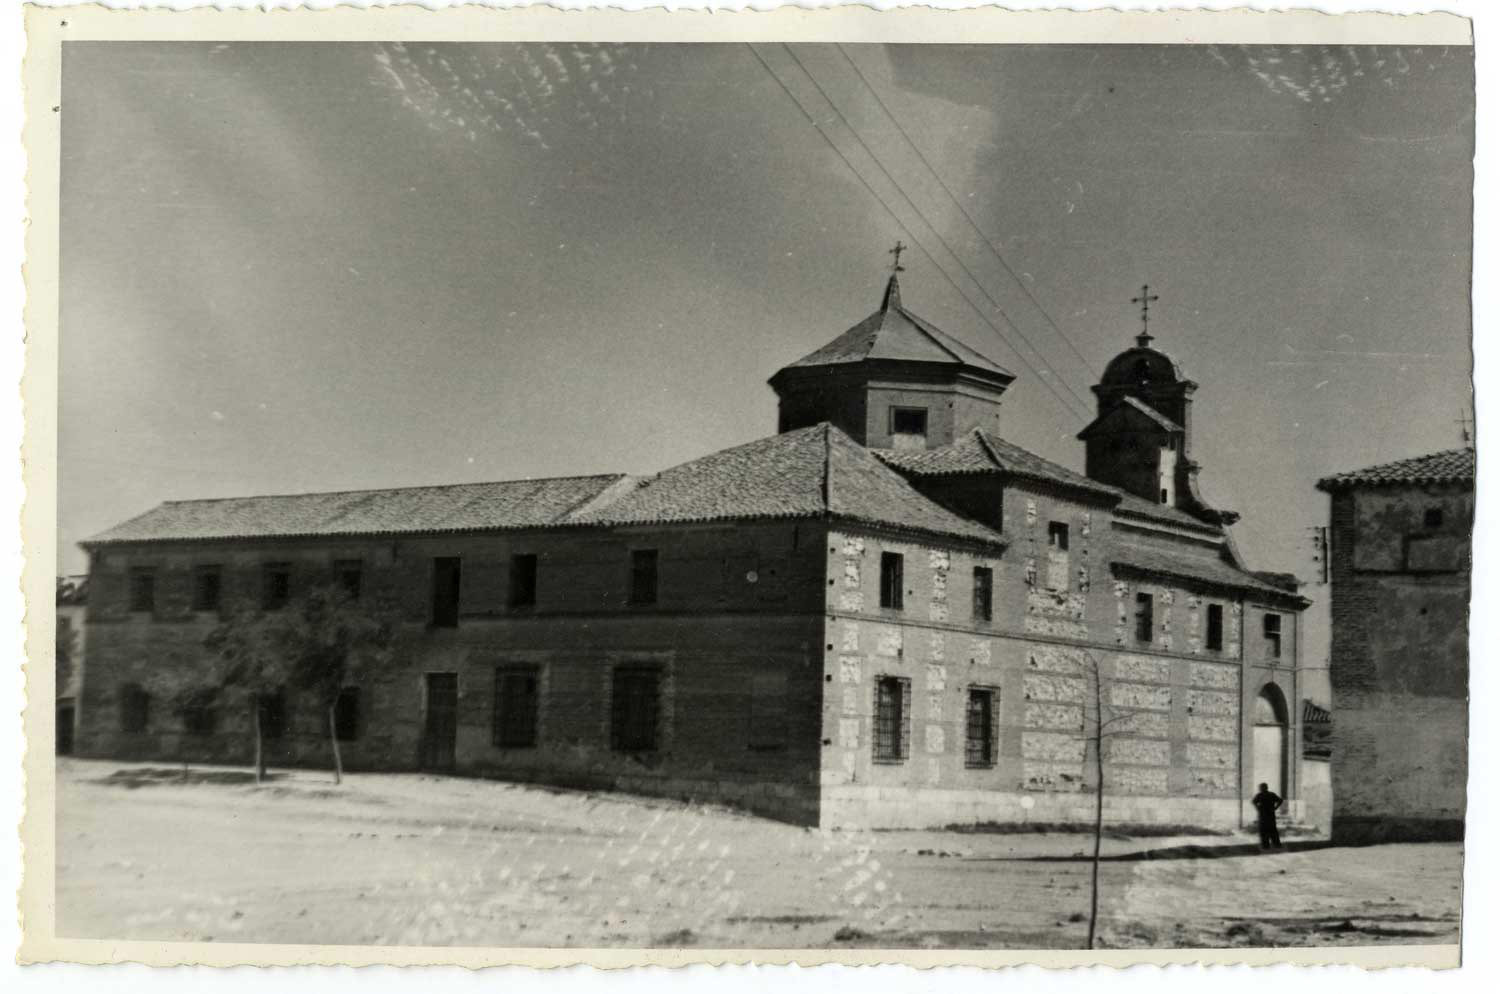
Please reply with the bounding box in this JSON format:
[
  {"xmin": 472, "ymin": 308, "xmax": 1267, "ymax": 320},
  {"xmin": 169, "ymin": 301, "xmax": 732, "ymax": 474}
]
[{"xmin": 1252, "ymin": 790, "xmax": 1283, "ymax": 849}]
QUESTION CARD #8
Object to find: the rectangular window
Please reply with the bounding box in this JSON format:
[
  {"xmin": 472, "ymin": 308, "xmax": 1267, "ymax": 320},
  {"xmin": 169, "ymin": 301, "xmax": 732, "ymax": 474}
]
[
  {"xmin": 335, "ymin": 559, "xmax": 363, "ymax": 601},
  {"xmin": 890, "ymin": 406, "xmax": 928, "ymax": 437},
  {"xmin": 1048, "ymin": 521, "xmax": 1070, "ymax": 552},
  {"xmin": 1134, "ymin": 592, "xmax": 1154, "ymax": 643},
  {"xmin": 1264, "ymin": 613, "xmax": 1283, "ymax": 659},
  {"xmin": 1206, "ymin": 603, "xmax": 1224, "ymax": 651},
  {"xmin": 493, "ymin": 666, "xmax": 540, "ymax": 748},
  {"xmin": 629, "ymin": 549, "xmax": 658, "ymax": 606},
  {"xmin": 261, "ymin": 562, "xmax": 291, "ymax": 611},
  {"xmin": 873, "ymin": 676, "xmax": 911, "ymax": 763},
  {"xmin": 509, "ymin": 553, "xmax": 538, "ymax": 608},
  {"xmin": 879, "ymin": 552, "xmax": 904, "ymax": 610},
  {"xmin": 965, "ymin": 687, "xmax": 998, "ymax": 768},
  {"xmin": 611, "ymin": 666, "xmax": 660, "ymax": 752},
  {"xmin": 119, "ymin": 682, "xmax": 149, "ymax": 733},
  {"xmin": 1424, "ymin": 507, "xmax": 1444, "ymax": 529},
  {"xmin": 431, "ymin": 556, "xmax": 462, "ymax": 627},
  {"xmin": 748, "ymin": 670, "xmax": 788, "ymax": 751},
  {"xmin": 972, "ymin": 566, "xmax": 993, "ymax": 622},
  {"xmin": 182, "ymin": 701, "xmax": 217, "ymax": 736},
  {"xmin": 257, "ymin": 689, "xmax": 287, "ymax": 740},
  {"xmin": 334, "ymin": 687, "xmax": 361, "ymax": 741},
  {"xmin": 192, "ymin": 565, "xmax": 222, "ymax": 613},
  {"xmin": 128, "ymin": 567, "xmax": 156, "ymax": 614}
]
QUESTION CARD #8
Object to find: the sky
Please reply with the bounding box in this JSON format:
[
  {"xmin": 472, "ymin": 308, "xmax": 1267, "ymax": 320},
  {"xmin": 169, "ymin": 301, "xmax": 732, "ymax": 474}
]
[{"xmin": 58, "ymin": 42, "xmax": 1475, "ymax": 695}]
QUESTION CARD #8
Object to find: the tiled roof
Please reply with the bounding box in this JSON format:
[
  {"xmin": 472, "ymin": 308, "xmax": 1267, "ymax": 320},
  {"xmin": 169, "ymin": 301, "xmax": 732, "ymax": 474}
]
[
  {"xmin": 780, "ymin": 276, "xmax": 1013, "ymax": 378},
  {"xmin": 1112, "ymin": 492, "xmax": 1225, "ymax": 535},
  {"xmin": 879, "ymin": 428, "xmax": 1118, "ymax": 499},
  {"xmin": 1317, "ymin": 447, "xmax": 1475, "ymax": 490},
  {"xmin": 1078, "ymin": 395, "xmax": 1182, "ymax": 438},
  {"xmin": 1110, "ymin": 530, "xmax": 1304, "ymax": 601},
  {"xmin": 572, "ymin": 423, "xmax": 1005, "ymax": 546},
  {"xmin": 84, "ymin": 474, "xmax": 631, "ymax": 545}
]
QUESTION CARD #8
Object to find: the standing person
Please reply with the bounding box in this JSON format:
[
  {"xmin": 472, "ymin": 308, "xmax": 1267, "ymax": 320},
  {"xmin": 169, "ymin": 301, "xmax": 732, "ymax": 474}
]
[{"xmin": 1252, "ymin": 782, "xmax": 1283, "ymax": 850}]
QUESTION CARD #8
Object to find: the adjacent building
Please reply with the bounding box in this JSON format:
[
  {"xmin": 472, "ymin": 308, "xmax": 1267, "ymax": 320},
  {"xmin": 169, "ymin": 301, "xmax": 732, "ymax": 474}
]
[
  {"xmin": 75, "ymin": 272, "xmax": 1308, "ymax": 829},
  {"xmin": 1317, "ymin": 447, "xmax": 1474, "ymax": 843}
]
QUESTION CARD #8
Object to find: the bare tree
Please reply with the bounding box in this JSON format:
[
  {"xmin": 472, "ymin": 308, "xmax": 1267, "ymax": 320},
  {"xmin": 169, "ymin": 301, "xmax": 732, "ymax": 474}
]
[{"xmin": 1076, "ymin": 649, "xmax": 1134, "ymax": 950}]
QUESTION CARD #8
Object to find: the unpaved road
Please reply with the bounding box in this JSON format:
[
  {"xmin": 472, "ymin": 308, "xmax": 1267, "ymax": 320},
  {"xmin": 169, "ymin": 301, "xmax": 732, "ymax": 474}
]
[{"xmin": 54, "ymin": 759, "xmax": 1462, "ymax": 949}]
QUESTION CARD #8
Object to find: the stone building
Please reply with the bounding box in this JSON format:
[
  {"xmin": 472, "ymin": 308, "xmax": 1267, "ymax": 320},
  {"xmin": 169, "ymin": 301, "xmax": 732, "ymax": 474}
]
[
  {"xmin": 1317, "ymin": 447, "xmax": 1474, "ymax": 843},
  {"xmin": 75, "ymin": 273, "xmax": 1308, "ymax": 829},
  {"xmin": 55, "ymin": 575, "xmax": 88, "ymax": 755}
]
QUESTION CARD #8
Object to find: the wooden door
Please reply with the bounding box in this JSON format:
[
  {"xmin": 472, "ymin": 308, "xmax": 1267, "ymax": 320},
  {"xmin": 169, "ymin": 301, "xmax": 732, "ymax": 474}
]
[{"xmin": 421, "ymin": 673, "xmax": 459, "ymax": 771}]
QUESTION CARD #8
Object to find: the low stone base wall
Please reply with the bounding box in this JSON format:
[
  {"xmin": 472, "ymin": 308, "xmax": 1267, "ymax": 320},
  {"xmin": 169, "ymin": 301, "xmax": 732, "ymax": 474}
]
[
  {"xmin": 1332, "ymin": 815, "xmax": 1465, "ymax": 845},
  {"xmin": 820, "ymin": 785, "xmax": 1241, "ymax": 832}
]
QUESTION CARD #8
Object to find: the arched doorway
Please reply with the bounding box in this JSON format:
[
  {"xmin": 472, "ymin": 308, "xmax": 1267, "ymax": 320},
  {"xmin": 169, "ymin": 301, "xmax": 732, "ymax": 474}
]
[{"xmin": 1252, "ymin": 684, "xmax": 1289, "ymax": 798}]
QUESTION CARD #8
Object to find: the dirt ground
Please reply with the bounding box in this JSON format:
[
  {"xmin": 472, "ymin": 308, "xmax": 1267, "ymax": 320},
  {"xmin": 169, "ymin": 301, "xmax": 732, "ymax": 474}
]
[{"xmin": 53, "ymin": 758, "xmax": 1463, "ymax": 949}]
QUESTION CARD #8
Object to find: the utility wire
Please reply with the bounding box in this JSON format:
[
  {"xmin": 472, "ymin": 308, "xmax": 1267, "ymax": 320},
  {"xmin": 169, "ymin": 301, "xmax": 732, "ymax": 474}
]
[
  {"xmin": 746, "ymin": 43, "xmax": 1092, "ymax": 426},
  {"xmin": 780, "ymin": 44, "xmax": 1096, "ymax": 420},
  {"xmin": 836, "ymin": 43, "xmax": 1102, "ymax": 381}
]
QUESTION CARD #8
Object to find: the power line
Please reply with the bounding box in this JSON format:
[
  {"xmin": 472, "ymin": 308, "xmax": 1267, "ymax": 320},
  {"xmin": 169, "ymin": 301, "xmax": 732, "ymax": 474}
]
[
  {"xmin": 780, "ymin": 44, "xmax": 1096, "ymax": 419},
  {"xmin": 835, "ymin": 43, "xmax": 1102, "ymax": 382},
  {"xmin": 746, "ymin": 44, "xmax": 1092, "ymax": 425}
]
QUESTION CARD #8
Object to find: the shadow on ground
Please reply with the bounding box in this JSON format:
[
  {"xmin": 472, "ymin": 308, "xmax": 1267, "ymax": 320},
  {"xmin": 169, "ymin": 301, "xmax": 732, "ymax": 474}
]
[
  {"xmin": 974, "ymin": 840, "xmax": 1336, "ymax": 863},
  {"xmin": 94, "ymin": 767, "xmax": 283, "ymax": 789}
]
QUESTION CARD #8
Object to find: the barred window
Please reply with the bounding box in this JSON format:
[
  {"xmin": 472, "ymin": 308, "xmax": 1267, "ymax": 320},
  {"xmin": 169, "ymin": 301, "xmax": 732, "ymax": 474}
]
[
  {"xmin": 1134, "ymin": 592, "xmax": 1154, "ymax": 643},
  {"xmin": 611, "ymin": 666, "xmax": 660, "ymax": 752},
  {"xmin": 965, "ymin": 687, "xmax": 998, "ymax": 768},
  {"xmin": 494, "ymin": 666, "xmax": 540, "ymax": 748},
  {"xmin": 972, "ymin": 566, "xmax": 993, "ymax": 622},
  {"xmin": 873, "ymin": 675, "xmax": 911, "ymax": 763},
  {"xmin": 748, "ymin": 670, "xmax": 788, "ymax": 751},
  {"xmin": 192, "ymin": 565, "xmax": 222, "ymax": 613},
  {"xmin": 879, "ymin": 552, "xmax": 904, "ymax": 610},
  {"xmin": 128, "ymin": 567, "xmax": 156, "ymax": 614},
  {"xmin": 119, "ymin": 682, "xmax": 149, "ymax": 733},
  {"xmin": 1206, "ymin": 604, "xmax": 1224, "ymax": 651},
  {"xmin": 334, "ymin": 687, "xmax": 361, "ymax": 741}
]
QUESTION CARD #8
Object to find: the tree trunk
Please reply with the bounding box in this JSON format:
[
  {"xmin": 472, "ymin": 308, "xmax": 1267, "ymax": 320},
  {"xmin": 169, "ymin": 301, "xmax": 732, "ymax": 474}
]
[
  {"xmin": 1088, "ymin": 661, "xmax": 1104, "ymax": 951},
  {"xmin": 328, "ymin": 704, "xmax": 343, "ymax": 786},
  {"xmin": 254, "ymin": 704, "xmax": 266, "ymax": 785}
]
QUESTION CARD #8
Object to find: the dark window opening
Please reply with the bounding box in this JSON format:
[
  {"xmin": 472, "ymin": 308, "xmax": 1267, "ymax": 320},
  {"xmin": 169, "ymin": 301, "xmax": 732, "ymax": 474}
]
[
  {"xmin": 873, "ymin": 676, "xmax": 910, "ymax": 763},
  {"xmin": 890, "ymin": 406, "xmax": 928, "ymax": 437},
  {"xmin": 748, "ymin": 670, "xmax": 788, "ymax": 751},
  {"xmin": 257, "ymin": 689, "xmax": 287, "ymax": 740},
  {"xmin": 1048, "ymin": 521, "xmax": 1070, "ymax": 551},
  {"xmin": 128, "ymin": 568, "xmax": 156, "ymax": 614},
  {"xmin": 1160, "ymin": 488, "xmax": 1170, "ymax": 505},
  {"xmin": 192, "ymin": 565, "xmax": 222, "ymax": 613},
  {"xmin": 182, "ymin": 702, "xmax": 217, "ymax": 736},
  {"xmin": 1424, "ymin": 507, "xmax": 1444, "ymax": 529},
  {"xmin": 510, "ymin": 553, "xmax": 538, "ymax": 608},
  {"xmin": 431, "ymin": 556, "xmax": 462, "ymax": 627},
  {"xmin": 965, "ymin": 687, "xmax": 998, "ymax": 768},
  {"xmin": 972, "ymin": 566, "xmax": 993, "ymax": 622},
  {"xmin": 119, "ymin": 683, "xmax": 149, "ymax": 733},
  {"xmin": 261, "ymin": 563, "xmax": 291, "ymax": 611},
  {"xmin": 1263, "ymin": 613, "xmax": 1283, "ymax": 659},
  {"xmin": 611, "ymin": 667, "xmax": 661, "ymax": 752},
  {"xmin": 334, "ymin": 687, "xmax": 361, "ymax": 741},
  {"xmin": 629, "ymin": 549, "xmax": 658, "ymax": 606},
  {"xmin": 1206, "ymin": 603, "xmax": 1224, "ymax": 651},
  {"xmin": 1134, "ymin": 592, "xmax": 1154, "ymax": 643},
  {"xmin": 879, "ymin": 552, "xmax": 904, "ymax": 610},
  {"xmin": 335, "ymin": 560, "xmax": 363, "ymax": 601},
  {"xmin": 493, "ymin": 666, "xmax": 540, "ymax": 748}
]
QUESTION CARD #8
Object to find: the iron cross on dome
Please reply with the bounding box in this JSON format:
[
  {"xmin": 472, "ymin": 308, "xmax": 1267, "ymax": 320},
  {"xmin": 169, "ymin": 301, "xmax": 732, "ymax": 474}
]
[
  {"xmin": 1131, "ymin": 284, "xmax": 1160, "ymax": 346},
  {"xmin": 888, "ymin": 240, "xmax": 907, "ymax": 273}
]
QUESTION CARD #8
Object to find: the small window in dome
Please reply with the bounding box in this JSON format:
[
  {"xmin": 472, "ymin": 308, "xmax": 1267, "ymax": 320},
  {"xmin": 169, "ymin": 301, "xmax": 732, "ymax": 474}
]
[
  {"xmin": 1134, "ymin": 359, "xmax": 1152, "ymax": 381},
  {"xmin": 890, "ymin": 406, "xmax": 928, "ymax": 437}
]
